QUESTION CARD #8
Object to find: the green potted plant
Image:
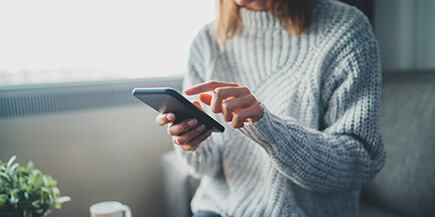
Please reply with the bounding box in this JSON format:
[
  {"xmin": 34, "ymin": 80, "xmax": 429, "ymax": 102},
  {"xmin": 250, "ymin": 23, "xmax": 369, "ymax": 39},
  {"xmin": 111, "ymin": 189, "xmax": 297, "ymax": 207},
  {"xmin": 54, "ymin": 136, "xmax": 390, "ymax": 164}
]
[{"xmin": 0, "ymin": 156, "xmax": 70, "ymax": 217}]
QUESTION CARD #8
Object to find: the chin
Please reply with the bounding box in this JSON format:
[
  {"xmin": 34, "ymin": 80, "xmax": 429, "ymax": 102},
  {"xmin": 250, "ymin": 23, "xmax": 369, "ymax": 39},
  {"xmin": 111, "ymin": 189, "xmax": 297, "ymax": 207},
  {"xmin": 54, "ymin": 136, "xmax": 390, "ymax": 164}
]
[{"xmin": 234, "ymin": 0, "xmax": 255, "ymax": 6}]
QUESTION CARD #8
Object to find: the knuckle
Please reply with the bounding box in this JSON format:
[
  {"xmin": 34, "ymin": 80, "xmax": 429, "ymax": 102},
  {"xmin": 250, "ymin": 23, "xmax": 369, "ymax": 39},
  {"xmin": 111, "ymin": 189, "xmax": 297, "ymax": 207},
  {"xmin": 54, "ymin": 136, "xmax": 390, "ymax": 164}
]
[
  {"xmin": 223, "ymin": 114, "xmax": 231, "ymax": 122},
  {"xmin": 222, "ymin": 104, "xmax": 233, "ymax": 121},
  {"xmin": 222, "ymin": 101, "xmax": 229, "ymax": 111},
  {"xmin": 211, "ymin": 107, "xmax": 220, "ymax": 113},
  {"xmin": 249, "ymin": 95, "xmax": 257, "ymax": 103},
  {"xmin": 256, "ymin": 103, "xmax": 264, "ymax": 113},
  {"xmin": 214, "ymin": 87, "xmax": 223, "ymax": 96},
  {"xmin": 233, "ymin": 113, "xmax": 241, "ymax": 122},
  {"xmin": 232, "ymin": 113, "xmax": 244, "ymax": 128},
  {"xmin": 232, "ymin": 119, "xmax": 242, "ymax": 129},
  {"xmin": 232, "ymin": 121, "xmax": 238, "ymax": 128},
  {"xmin": 226, "ymin": 101, "xmax": 235, "ymax": 112}
]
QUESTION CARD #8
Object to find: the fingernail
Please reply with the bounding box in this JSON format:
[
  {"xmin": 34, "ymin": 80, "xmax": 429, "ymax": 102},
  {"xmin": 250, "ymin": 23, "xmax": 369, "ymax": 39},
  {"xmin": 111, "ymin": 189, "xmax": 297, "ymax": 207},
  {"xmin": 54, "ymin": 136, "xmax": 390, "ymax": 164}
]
[
  {"xmin": 188, "ymin": 118, "xmax": 198, "ymax": 127},
  {"xmin": 196, "ymin": 124, "xmax": 205, "ymax": 132},
  {"xmin": 167, "ymin": 114, "xmax": 175, "ymax": 122}
]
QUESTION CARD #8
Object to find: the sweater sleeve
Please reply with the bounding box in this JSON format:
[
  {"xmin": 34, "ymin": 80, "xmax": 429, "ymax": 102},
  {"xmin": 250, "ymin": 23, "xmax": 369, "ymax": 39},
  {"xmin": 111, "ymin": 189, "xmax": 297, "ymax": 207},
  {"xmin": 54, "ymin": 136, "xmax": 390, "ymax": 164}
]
[
  {"xmin": 239, "ymin": 20, "xmax": 386, "ymax": 193},
  {"xmin": 173, "ymin": 25, "xmax": 223, "ymax": 178}
]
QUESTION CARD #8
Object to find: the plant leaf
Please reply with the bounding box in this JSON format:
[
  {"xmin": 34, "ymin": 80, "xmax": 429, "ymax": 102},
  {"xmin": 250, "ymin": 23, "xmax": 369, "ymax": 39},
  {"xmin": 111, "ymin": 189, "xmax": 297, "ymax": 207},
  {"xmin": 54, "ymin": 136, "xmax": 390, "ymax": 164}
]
[
  {"xmin": 42, "ymin": 175, "xmax": 48, "ymax": 187},
  {"xmin": 55, "ymin": 196, "xmax": 71, "ymax": 204},
  {"xmin": 0, "ymin": 194, "xmax": 8, "ymax": 209},
  {"xmin": 36, "ymin": 208, "xmax": 44, "ymax": 214},
  {"xmin": 27, "ymin": 161, "xmax": 34, "ymax": 172},
  {"xmin": 9, "ymin": 163, "xmax": 19, "ymax": 175},
  {"xmin": 7, "ymin": 155, "xmax": 17, "ymax": 170},
  {"xmin": 32, "ymin": 200, "xmax": 40, "ymax": 209},
  {"xmin": 0, "ymin": 156, "xmax": 70, "ymax": 215},
  {"xmin": 32, "ymin": 172, "xmax": 41, "ymax": 185},
  {"xmin": 10, "ymin": 189, "xmax": 19, "ymax": 205},
  {"xmin": 23, "ymin": 209, "xmax": 32, "ymax": 217},
  {"xmin": 19, "ymin": 167, "xmax": 30, "ymax": 177},
  {"xmin": 0, "ymin": 172, "xmax": 10, "ymax": 183}
]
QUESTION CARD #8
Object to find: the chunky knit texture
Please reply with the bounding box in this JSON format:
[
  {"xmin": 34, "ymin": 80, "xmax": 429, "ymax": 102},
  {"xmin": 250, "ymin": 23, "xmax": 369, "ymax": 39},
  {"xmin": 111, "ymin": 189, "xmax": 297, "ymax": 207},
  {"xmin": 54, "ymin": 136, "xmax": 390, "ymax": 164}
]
[{"xmin": 174, "ymin": 0, "xmax": 386, "ymax": 216}]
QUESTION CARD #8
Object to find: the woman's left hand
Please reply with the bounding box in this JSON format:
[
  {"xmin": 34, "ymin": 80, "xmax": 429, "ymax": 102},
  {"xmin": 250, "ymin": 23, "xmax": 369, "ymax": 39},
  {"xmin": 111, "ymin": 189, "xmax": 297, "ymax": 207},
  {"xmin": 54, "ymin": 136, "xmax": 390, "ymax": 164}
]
[{"xmin": 185, "ymin": 81, "xmax": 264, "ymax": 129}]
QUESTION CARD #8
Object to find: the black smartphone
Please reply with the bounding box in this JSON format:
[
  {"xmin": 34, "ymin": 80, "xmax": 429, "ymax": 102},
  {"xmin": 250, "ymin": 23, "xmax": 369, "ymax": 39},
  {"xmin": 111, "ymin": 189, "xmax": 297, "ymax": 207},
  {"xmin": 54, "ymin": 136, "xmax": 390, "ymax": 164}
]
[{"xmin": 132, "ymin": 87, "xmax": 225, "ymax": 133}]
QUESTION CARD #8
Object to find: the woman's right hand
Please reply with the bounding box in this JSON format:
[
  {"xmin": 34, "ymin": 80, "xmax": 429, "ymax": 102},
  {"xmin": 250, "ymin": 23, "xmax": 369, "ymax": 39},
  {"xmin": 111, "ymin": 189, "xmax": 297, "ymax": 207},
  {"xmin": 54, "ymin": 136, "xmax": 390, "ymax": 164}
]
[{"xmin": 155, "ymin": 101, "xmax": 212, "ymax": 151}]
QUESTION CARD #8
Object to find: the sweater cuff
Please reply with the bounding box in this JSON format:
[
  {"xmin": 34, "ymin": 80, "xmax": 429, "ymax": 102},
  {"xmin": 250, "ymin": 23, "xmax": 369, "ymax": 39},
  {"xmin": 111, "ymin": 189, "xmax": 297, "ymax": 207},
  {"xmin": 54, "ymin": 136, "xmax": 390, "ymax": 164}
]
[{"xmin": 238, "ymin": 104, "xmax": 284, "ymax": 151}]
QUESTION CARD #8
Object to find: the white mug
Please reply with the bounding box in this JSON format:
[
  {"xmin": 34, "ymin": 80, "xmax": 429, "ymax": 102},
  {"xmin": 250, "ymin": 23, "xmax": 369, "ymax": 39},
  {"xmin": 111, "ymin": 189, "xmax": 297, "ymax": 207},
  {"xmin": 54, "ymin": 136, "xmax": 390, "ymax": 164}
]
[{"xmin": 90, "ymin": 201, "xmax": 132, "ymax": 217}]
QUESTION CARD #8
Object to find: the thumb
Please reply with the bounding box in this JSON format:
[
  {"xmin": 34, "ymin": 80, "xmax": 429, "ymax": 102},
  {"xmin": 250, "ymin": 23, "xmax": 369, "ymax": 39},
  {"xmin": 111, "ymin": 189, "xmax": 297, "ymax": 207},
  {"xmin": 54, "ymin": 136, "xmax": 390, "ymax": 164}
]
[
  {"xmin": 192, "ymin": 101, "xmax": 203, "ymax": 111},
  {"xmin": 199, "ymin": 93, "xmax": 212, "ymax": 106}
]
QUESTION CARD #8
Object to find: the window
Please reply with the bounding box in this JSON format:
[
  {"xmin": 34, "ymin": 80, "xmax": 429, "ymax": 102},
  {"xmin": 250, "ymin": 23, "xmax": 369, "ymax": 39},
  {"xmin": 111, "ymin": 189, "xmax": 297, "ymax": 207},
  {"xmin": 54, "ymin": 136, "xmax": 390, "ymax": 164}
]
[
  {"xmin": 0, "ymin": 0, "xmax": 216, "ymax": 86},
  {"xmin": 374, "ymin": 0, "xmax": 435, "ymax": 71}
]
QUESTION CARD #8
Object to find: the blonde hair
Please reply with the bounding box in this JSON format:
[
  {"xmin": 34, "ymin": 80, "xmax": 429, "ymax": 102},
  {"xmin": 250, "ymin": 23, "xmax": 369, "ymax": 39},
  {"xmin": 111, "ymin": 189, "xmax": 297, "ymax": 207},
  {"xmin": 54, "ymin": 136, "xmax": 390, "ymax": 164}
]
[{"xmin": 216, "ymin": 0, "xmax": 315, "ymax": 48}]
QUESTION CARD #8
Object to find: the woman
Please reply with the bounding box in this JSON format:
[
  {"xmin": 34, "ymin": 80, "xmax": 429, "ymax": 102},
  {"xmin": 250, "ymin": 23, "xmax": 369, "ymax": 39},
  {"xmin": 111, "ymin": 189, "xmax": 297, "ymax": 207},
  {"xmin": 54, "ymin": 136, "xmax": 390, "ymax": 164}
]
[{"xmin": 156, "ymin": 0, "xmax": 386, "ymax": 216}]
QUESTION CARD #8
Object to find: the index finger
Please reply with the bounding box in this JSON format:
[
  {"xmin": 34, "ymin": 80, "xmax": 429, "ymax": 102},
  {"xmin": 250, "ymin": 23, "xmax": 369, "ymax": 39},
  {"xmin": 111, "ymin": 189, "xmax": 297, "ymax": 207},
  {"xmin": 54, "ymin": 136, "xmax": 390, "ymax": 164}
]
[{"xmin": 184, "ymin": 81, "xmax": 238, "ymax": 95}]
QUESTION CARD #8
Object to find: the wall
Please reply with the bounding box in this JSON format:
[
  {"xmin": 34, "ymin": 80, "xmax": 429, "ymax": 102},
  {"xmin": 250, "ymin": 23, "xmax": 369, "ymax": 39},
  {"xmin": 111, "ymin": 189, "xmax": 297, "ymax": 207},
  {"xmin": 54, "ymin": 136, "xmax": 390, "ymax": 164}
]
[
  {"xmin": 0, "ymin": 79, "xmax": 181, "ymax": 217},
  {"xmin": 0, "ymin": 106, "xmax": 174, "ymax": 217}
]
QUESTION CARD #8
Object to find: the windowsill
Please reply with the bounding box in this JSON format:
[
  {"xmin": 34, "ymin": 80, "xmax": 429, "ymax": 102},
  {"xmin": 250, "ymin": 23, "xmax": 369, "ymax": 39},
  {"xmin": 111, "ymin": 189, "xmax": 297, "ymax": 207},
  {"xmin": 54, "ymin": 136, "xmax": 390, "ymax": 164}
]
[
  {"xmin": 0, "ymin": 75, "xmax": 184, "ymax": 91},
  {"xmin": 0, "ymin": 76, "xmax": 184, "ymax": 119}
]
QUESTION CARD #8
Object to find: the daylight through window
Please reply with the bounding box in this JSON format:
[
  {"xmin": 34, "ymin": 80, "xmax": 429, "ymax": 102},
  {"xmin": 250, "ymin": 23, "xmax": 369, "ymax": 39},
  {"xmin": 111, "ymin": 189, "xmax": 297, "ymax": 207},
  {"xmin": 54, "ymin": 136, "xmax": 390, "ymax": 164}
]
[{"xmin": 0, "ymin": 0, "xmax": 216, "ymax": 86}]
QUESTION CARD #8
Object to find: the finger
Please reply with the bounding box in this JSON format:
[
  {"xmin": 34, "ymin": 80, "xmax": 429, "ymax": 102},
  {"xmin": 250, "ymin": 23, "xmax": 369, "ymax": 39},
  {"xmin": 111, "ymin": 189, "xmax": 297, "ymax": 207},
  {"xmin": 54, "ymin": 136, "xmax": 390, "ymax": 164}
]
[
  {"xmin": 155, "ymin": 113, "xmax": 176, "ymax": 126},
  {"xmin": 173, "ymin": 124, "xmax": 206, "ymax": 145},
  {"xmin": 231, "ymin": 104, "xmax": 264, "ymax": 129},
  {"xmin": 214, "ymin": 86, "xmax": 251, "ymax": 99},
  {"xmin": 184, "ymin": 81, "xmax": 238, "ymax": 95},
  {"xmin": 179, "ymin": 129, "xmax": 212, "ymax": 151},
  {"xmin": 199, "ymin": 93, "xmax": 212, "ymax": 106},
  {"xmin": 192, "ymin": 101, "xmax": 203, "ymax": 111},
  {"xmin": 222, "ymin": 95, "xmax": 257, "ymax": 122},
  {"xmin": 167, "ymin": 118, "xmax": 198, "ymax": 136},
  {"xmin": 211, "ymin": 86, "xmax": 251, "ymax": 113}
]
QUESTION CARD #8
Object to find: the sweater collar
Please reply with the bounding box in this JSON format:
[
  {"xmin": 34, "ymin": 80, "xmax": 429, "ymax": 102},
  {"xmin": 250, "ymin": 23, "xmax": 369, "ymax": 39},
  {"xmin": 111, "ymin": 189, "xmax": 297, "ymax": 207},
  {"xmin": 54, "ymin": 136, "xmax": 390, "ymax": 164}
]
[{"xmin": 239, "ymin": 7, "xmax": 282, "ymax": 29}]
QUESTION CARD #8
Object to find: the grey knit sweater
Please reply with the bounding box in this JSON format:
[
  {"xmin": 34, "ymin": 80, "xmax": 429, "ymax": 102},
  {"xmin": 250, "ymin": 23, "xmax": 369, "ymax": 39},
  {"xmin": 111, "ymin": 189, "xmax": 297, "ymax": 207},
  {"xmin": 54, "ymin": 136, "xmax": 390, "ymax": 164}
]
[{"xmin": 175, "ymin": 0, "xmax": 386, "ymax": 216}]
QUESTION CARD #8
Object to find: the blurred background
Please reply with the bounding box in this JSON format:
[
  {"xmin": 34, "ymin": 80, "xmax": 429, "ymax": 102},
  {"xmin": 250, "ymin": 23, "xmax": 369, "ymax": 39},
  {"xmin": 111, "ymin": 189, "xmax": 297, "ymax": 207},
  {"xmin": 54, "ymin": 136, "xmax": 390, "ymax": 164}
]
[{"xmin": 0, "ymin": 0, "xmax": 434, "ymax": 217}]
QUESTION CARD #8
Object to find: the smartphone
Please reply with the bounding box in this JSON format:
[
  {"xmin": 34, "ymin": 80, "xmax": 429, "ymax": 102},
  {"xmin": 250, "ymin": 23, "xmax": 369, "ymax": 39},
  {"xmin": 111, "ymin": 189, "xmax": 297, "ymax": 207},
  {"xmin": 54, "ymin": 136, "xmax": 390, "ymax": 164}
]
[{"xmin": 132, "ymin": 87, "xmax": 225, "ymax": 133}]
